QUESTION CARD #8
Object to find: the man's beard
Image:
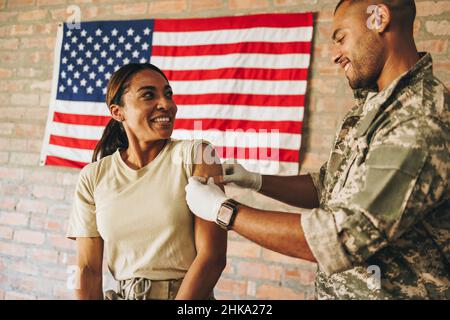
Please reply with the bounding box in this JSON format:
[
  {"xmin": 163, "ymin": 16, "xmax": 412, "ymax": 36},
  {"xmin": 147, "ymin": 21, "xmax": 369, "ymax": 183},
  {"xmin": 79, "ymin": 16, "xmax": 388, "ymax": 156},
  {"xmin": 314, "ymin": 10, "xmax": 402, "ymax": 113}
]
[{"xmin": 347, "ymin": 35, "xmax": 383, "ymax": 90}]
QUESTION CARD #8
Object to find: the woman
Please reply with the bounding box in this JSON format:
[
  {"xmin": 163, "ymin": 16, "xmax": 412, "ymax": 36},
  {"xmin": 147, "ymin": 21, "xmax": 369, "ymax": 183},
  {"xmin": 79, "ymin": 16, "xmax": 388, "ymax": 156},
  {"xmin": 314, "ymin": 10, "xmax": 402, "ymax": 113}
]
[{"xmin": 66, "ymin": 63, "xmax": 227, "ymax": 300}]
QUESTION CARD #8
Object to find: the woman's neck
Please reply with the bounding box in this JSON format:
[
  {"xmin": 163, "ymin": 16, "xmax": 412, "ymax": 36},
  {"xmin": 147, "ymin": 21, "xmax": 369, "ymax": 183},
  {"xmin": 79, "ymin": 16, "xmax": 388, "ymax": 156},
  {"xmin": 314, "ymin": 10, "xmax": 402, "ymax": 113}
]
[{"xmin": 121, "ymin": 139, "xmax": 167, "ymax": 170}]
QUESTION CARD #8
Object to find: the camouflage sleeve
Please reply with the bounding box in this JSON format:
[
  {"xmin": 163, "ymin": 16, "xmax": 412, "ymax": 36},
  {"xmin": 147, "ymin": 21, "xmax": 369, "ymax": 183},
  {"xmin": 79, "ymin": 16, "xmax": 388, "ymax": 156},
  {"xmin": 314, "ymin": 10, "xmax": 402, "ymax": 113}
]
[
  {"xmin": 302, "ymin": 117, "xmax": 448, "ymax": 275},
  {"xmin": 309, "ymin": 161, "xmax": 327, "ymax": 203}
]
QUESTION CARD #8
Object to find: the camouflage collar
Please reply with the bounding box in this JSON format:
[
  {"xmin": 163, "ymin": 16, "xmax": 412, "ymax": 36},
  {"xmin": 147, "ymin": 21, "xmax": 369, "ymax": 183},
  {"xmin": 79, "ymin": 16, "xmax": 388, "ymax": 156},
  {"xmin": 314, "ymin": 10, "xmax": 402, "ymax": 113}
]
[
  {"xmin": 352, "ymin": 52, "xmax": 432, "ymax": 107},
  {"xmin": 353, "ymin": 52, "xmax": 432, "ymax": 138}
]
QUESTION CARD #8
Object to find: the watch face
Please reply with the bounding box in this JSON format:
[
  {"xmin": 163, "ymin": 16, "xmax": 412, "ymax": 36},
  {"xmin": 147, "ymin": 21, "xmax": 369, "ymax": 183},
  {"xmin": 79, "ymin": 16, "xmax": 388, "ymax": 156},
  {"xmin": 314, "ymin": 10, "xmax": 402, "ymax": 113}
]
[{"xmin": 218, "ymin": 206, "xmax": 234, "ymax": 225}]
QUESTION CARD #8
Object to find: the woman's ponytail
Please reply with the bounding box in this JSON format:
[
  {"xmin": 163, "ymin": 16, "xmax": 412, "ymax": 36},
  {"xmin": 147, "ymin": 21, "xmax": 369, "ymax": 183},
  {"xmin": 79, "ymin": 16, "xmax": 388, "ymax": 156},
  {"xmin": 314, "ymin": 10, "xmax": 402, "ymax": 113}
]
[{"xmin": 92, "ymin": 118, "xmax": 128, "ymax": 162}]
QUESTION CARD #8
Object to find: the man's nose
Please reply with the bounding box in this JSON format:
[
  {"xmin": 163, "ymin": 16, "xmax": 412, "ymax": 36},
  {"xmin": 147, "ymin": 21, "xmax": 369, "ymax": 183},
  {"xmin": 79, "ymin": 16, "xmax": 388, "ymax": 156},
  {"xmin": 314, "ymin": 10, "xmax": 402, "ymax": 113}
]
[{"xmin": 331, "ymin": 46, "xmax": 342, "ymax": 64}]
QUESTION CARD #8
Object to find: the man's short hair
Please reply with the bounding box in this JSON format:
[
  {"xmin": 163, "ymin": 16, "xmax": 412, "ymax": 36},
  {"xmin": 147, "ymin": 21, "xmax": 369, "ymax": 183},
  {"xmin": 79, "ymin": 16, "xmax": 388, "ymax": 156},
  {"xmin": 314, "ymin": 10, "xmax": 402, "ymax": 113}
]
[{"xmin": 334, "ymin": 0, "xmax": 416, "ymax": 24}]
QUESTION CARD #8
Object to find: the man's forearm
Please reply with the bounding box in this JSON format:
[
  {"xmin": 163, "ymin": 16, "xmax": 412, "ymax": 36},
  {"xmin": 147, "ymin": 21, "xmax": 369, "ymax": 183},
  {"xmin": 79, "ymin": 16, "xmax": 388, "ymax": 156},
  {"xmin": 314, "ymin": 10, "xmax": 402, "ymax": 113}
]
[
  {"xmin": 259, "ymin": 174, "xmax": 320, "ymax": 209},
  {"xmin": 232, "ymin": 205, "xmax": 317, "ymax": 263}
]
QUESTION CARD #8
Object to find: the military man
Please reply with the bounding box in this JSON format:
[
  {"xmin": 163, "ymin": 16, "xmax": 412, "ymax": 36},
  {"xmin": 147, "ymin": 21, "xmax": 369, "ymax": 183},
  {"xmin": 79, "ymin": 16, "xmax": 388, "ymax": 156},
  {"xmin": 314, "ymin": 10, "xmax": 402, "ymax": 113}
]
[{"xmin": 185, "ymin": 0, "xmax": 449, "ymax": 299}]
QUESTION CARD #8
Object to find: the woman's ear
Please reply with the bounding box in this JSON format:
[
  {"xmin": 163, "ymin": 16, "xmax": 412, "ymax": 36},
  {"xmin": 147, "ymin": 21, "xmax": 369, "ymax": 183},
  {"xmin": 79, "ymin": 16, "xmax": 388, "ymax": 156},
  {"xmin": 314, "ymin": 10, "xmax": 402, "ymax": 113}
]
[{"xmin": 109, "ymin": 104, "xmax": 124, "ymax": 122}]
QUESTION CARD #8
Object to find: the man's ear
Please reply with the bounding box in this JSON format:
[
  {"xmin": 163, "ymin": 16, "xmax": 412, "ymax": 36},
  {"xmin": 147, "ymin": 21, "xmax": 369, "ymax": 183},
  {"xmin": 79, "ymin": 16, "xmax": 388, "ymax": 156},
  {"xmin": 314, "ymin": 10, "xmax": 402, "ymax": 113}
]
[
  {"xmin": 366, "ymin": 4, "xmax": 391, "ymax": 33},
  {"xmin": 109, "ymin": 104, "xmax": 124, "ymax": 122},
  {"xmin": 374, "ymin": 4, "xmax": 391, "ymax": 33}
]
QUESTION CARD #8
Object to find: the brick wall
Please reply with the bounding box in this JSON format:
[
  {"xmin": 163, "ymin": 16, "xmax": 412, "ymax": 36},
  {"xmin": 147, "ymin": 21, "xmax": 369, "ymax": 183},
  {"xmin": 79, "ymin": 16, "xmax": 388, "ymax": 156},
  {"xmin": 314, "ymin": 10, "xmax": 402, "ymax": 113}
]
[{"xmin": 0, "ymin": 0, "xmax": 449, "ymax": 300}]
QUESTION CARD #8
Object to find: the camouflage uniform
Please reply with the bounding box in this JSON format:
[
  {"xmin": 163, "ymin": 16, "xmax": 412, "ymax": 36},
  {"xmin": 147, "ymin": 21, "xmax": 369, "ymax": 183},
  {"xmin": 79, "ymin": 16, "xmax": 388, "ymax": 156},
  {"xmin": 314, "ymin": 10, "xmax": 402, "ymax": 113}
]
[{"xmin": 301, "ymin": 52, "xmax": 450, "ymax": 299}]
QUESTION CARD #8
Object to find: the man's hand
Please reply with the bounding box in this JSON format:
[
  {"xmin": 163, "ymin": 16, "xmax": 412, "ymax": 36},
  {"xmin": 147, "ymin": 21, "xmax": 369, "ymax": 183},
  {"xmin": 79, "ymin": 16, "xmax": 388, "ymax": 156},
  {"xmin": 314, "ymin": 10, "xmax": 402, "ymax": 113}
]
[
  {"xmin": 216, "ymin": 162, "xmax": 262, "ymax": 191},
  {"xmin": 185, "ymin": 177, "xmax": 229, "ymax": 222}
]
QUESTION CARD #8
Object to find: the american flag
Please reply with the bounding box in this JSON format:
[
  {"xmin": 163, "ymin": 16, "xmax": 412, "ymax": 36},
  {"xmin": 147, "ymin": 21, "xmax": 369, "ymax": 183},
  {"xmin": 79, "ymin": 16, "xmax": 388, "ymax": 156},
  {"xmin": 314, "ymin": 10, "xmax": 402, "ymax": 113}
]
[{"xmin": 40, "ymin": 13, "xmax": 313, "ymax": 174}]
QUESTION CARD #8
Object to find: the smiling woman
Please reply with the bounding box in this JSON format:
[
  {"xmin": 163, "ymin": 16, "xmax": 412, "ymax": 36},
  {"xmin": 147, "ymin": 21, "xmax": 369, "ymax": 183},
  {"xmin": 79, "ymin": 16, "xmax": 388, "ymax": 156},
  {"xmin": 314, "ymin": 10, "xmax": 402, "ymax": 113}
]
[{"xmin": 66, "ymin": 63, "xmax": 227, "ymax": 300}]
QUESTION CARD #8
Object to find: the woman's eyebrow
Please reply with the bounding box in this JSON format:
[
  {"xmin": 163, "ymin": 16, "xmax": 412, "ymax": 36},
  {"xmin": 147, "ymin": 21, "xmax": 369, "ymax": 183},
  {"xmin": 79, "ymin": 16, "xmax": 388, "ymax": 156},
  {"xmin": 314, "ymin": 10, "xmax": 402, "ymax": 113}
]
[
  {"xmin": 137, "ymin": 85, "xmax": 172, "ymax": 92},
  {"xmin": 137, "ymin": 86, "xmax": 156, "ymax": 93}
]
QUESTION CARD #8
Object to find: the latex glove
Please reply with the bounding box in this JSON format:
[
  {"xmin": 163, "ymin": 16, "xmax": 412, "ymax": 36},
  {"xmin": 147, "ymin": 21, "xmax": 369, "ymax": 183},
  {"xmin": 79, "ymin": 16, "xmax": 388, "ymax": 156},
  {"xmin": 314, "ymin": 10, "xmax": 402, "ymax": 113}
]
[
  {"xmin": 221, "ymin": 162, "xmax": 262, "ymax": 191},
  {"xmin": 185, "ymin": 176, "xmax": 229, "ymax": 222}
]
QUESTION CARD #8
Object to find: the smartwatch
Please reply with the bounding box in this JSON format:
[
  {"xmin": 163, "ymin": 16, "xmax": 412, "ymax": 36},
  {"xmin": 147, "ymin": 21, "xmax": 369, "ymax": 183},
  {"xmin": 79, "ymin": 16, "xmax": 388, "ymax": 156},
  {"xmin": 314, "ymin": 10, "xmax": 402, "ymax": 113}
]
[{"xmin": 216, "ymin": 199, "xmax": 240, "ymax": 230}]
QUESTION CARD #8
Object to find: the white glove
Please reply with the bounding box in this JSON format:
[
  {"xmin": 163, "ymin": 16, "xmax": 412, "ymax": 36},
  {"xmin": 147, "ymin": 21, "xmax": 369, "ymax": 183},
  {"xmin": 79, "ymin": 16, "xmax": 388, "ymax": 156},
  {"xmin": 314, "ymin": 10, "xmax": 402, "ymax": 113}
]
[
  {"xmin": 222, "ymin": 162, "xmax": 262, "ymax": 191},
  {"xmin": 185, "ymin": 176, "xmax": 229, "ymax": 222}
]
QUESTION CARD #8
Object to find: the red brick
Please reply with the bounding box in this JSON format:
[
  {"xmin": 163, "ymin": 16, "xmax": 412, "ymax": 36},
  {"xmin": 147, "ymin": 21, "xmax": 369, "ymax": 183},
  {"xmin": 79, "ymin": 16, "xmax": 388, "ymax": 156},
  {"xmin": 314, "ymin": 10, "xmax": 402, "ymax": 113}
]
[
  {"xmin": 0, "ymin": 167, "xmax": 24, "ymax": 180},
  {"xmin": 425, "ymin": 20, "xmax": 450, "ymax": 36},
  {"xmin": 41, "ymin": 266, "xmax": 69, "ymax": 281},
  {"xmin": 20, "ymin": 37, "xmax": 49, "ymax": 49},
  {"xmin": 9, "ymin": 152, "xmax": 40, "ymax": 166},
  {"xmin": 0, "ymin": 197, "xmax": 17, "ymax": 210},
  {"xmin": 190, "ymin": 0, "xmax": 224, "ymax": 11},
  {"xmin": 227, "ymin": 240, "xmax": 261, "ymax": 258},
  {"xmin": 113, "ymin": 3, "xmax": 148, "ymax": 15},
  {"xmin": 256, "ymin": 284, "xmax": 305, "ymax": 300},
  {"xmin": 29, "ymin": 213, "xmax": 46, "ymax": 229},
  {"xmin": 219, "ymin": 257, "xmax": 233, "ymax": 274},
  {"xmin": 0, "ymin": 226, "xmax": 14, "ymax": 239},
  {"xmin": 17, "ymin": 9, "xmax": 48, "ymax": 21},
  {"xmin": 47, "ymin": 233, "xmax": 74, "ymax": 250},
  {"xmin": 0, "ymin": 211, "xmax": 29, "ymax": 226},
  {"xmin": 0, "ymin": 68, "xmax": 13, "ymax": 78},
  {"xmin": 417, "ymin": 39, "xmax": 448, "ymax": 54},
  {"xmin": 53, "ymin": 284, "xmax": 74, "ymax": 299},
  {"xmin": 10, "ymin": 93, "xmax": 40, "ymax": 106},
  {"xmin": 9, "ymin": 275, "xmax": 50, "ymax": 295},
  {"xmin": 9, "ymin": 260, "xmax": 39, "ymax": 275},
  {"xmin": 2, "ymin": 107, "xmax": 26, "ymax": 120},
  {"xmin": 0, "ymin": 241, "xmax": 27, "ymax": 257},
  {"xmin": 45, "ymin": 217, "xmax": 64, "ymax": 232},
  {"xmin": 4, "ymin": 291, "xmax": 36, "ymax": 300},
  {"xmin": 0, "ymin": 137, "xmax": 27, "ymax": 152},
  {"xmin": 27, "ymin": 247, "xmax": 58, "ymax": 264},
  {"xmin": 49, "ymin": 7, "xmax": 67, "ymax": 20},
  {"xmin": 216, "ymin": 278, "xmax": 247, "ymax": 296},
  {"xmin": 58, "ymin": 252, "xmax": 76, "ymax": 266},
  {"xmin": 48, "ymin": 204, "xmax": 71, "ymax": 218},
  {"xmin": 57, "ymin": 172, "xmax": 79, "ymax": 186},
  {"xmin": 16, "ymin": 199, "xmax": 47, "ymax": 214},
  {"xmin": 27, "ymin": 139, "xmax": 42, "ymax": 153},
  {"xmin": 236, "ymin": 261, "xmax": 283, "ymax": 281},
  {"xmin": 0, "ymin": 152, "xmax": 9, "ymax": 164},
  {"xmin": 0, "ymin": 122, "xmax": 14, "ymax": 135},
  {"xmin": 14, "ymin": 123, "xmax": 44, "ymax": 137},
  {"xmin": 4, "ymin": 80, "xmax": 27, "ymax": 92},
  {"xmin": 32, "ymin": 185, "xmax": 65, "ymax": 200},
  {"xmin": 14, "ymin": 229, "xmax": 46, "ymax": 245},
  {"xmin": 148, "ymin": 0, "xmax": 187, "ymax": 14},
  {"xmin": 416, "ymin": 1, "xmax": 450, "ymax": 17},
  {"xmin": 261, "ymin": 248, "xmax": 306, "ymax": 265},
  {"xmin": 0, "ymin": 38, "xmax": 19, "ymax": 50},
  {"xmin": 0, "ymin": 11, "xmax": 17, "ymax": 21},
  {"xmin": 284, "ymin": 267, "xmax": 316, "ymax": 285},
  {"xmin": 0, "ymin": 183, "xmax": 29, "ymax": 197},
  {"xmin": 37, "ymin": 0, "xmax": 65, "ymax": 5},
  {"xmin": 34, "ymin": 23, "xmax": 57, "ymax": 35},
  {"xmin": 39, "ymin": 93, "xmax": 50, "ymax": 106},
  {"xmin": 10, "ymin": 24, "xmax": 34, "ymax": 36},
  {"xmin": 7, "ymin": 0, "xmax": 35, "ymax": 8},
  {"xmin": 17, "ymin": 67, "xmax": 43, "ymax": 78},
  {"xmin": 229, "ymin": 0, "xmax": 269, "ymax": 10},
  {"xmin": 83, "ymin": 6, "xmax": 108, "ymax": 19},
  {"xmin": 24, "ymin": 169, "xmax": 57, "ymax": 184}
]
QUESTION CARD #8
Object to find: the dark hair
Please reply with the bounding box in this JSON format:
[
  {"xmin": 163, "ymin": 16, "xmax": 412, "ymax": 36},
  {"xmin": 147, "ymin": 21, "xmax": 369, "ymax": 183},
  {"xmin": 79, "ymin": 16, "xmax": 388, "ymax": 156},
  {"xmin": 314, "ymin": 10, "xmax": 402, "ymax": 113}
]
[
  {"xmin": 92, "ymin": 63, "xmax": 169, "ymax": 162},
  {"xmin": 334, "ymin": 0, "xmax": 416, "ymax": 23}
]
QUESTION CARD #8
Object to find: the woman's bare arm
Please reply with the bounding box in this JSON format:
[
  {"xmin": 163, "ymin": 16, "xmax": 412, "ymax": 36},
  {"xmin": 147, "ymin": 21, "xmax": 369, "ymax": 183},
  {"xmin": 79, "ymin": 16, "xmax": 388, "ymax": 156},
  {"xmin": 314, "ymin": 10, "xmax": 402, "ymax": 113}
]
[
  {"xmin": 176, "ymin": 143, "xmax": 227, "ymax": 299},
  {"xmin": 74, "ymin": 237, "xmax": 104, "ymax": 300}
]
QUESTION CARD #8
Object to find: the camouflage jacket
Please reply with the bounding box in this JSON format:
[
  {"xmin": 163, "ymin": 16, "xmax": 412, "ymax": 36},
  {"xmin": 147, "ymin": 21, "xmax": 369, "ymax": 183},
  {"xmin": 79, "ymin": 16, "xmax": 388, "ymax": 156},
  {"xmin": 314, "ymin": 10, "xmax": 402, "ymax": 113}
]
[{"xmin": 302, "ymin": 53, "xmax": 450, "ymax": 299}]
